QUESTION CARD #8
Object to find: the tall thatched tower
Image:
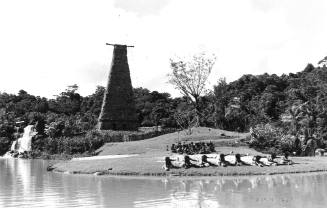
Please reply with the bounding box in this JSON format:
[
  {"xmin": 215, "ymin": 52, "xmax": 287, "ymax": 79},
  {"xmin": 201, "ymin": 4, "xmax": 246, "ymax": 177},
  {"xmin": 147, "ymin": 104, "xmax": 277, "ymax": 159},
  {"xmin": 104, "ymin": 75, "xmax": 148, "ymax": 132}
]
[{"xmin": 98, "ymin": 44, "xmax": 138, "ymax": 130}]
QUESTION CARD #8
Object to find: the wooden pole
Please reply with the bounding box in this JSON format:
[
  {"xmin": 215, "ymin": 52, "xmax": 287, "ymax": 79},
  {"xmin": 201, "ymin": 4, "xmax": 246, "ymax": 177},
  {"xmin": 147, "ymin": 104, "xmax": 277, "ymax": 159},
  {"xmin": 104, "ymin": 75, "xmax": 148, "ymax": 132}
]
[{"xmin": 106, "ymin": 43, "xmax": 134, "ymax": 48}]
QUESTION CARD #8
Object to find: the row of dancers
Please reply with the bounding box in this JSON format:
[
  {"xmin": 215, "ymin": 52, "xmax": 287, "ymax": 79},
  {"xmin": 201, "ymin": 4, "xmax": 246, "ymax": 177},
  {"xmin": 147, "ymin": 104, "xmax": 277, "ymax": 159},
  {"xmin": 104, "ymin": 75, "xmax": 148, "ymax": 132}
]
[{"xmin": 163, "ymin": 152, "xmax": 293, "ymax": 171}]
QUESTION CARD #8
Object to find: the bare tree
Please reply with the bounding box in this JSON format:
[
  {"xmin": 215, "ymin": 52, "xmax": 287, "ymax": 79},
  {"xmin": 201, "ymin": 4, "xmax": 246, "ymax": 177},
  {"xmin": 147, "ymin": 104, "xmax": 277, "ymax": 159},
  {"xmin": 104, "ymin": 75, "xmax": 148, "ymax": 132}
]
[
  {"xmin": 174, "ymin": 111, "xmax": 192, "ymax": 134},
  {"xmin": 168, "ymin": 52, "xmax": 216, "ymax": 126}
]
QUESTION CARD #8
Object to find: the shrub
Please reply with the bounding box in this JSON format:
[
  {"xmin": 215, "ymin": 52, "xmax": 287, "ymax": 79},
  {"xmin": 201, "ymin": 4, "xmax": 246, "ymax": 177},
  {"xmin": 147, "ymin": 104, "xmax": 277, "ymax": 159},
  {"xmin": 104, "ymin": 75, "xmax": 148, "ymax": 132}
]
[
  {"xmin": 280, "ymin": 134, "xmax": 296, "ymax": 154},
  {"xmin": 249, "ymin": 124, "xmax": 283, "ymax": 150},
  {"xmin": 36, "ymin": 127, "xmax": 176, "ymax": 156},
  {"xmin": 37, "ymin": 131, "xmax": 105, "ymax": 155},
  {"xmin": 249, "ymin": 123, "xmax": 306, "ymax": 155},
  {"xmin": 0, "ymin": 123, "xmax": 15, "ymax": 138},
  {"xmin": 0, "ymin": 137, "xmax": 11, "ymax": 155},
  {"xmin": 141, "ymin": 120, "xmax": 155, "ymax": 127},
  {"xmin": 45, "ymin": 120, "xmax": 65, "ymax": 138}
]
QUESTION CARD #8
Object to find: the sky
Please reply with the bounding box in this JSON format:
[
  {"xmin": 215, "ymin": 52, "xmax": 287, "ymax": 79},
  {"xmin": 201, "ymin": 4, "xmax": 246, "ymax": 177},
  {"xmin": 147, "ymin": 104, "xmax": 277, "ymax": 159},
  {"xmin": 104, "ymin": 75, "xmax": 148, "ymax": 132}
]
[{"xmin": 1, "ymin": 0, "xmax": 327, "ymax": 98}]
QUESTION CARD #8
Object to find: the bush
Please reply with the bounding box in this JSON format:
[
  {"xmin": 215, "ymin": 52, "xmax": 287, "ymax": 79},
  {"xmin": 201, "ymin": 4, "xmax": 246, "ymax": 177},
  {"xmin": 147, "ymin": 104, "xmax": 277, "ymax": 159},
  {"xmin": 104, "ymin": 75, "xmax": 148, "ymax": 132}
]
[
  {"xmin": 35, "ymin": 131, "xmax": 106, "ymax": 155},
  {"xmin": 44, "ymin": 114, "xmax": 96, "ymax": 138},
  {"xmin": 45, "ymin": 120, "xmax": 65, "ymax": 138},
  {"xmin": 141, "ymin": 120, "xmax": 155, "ymax": 127},
  {"xmin": 0, "ymin": 137, "xmax": 11, "ymax": 155},
  {"xmin": 249, "ymin": 123, "xmax": 305, "ymax": 155},
  {"xmin": 0, "ymin": 123, "xmax": 15, "ymax": 138},
  {"xmin": 249, "ymin": 124, "xmax": 283, "ymax": 150},
  {"xmin": 35, "ymin": 127, "xmax": 177, "ymax": 156},
  {"xmin": 280, "ymin": 134, "xmax": 296, "ymax": 154}
]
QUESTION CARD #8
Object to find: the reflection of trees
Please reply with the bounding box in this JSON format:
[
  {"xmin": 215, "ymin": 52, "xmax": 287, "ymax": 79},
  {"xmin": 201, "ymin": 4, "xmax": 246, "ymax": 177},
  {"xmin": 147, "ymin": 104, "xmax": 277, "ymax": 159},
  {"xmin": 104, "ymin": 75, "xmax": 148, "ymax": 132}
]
[
  {"xmin": 1, "ymin": 160, "xmax": 327, "ymax": 208},
  {"xmin": 162, "ymin": 174, "xmax": 327, "ymax": 208},
  {"xmin": 0, "ymin": 159, "xmax": 53, "ymax": 207}
]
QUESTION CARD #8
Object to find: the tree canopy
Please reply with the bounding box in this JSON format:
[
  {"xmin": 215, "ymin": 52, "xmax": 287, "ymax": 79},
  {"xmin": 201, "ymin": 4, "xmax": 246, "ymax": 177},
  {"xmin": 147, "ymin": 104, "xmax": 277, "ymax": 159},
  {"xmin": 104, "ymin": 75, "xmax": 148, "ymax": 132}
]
[{"xmin": 168, "ymin": 52, "xmax": 216, "ymax": 126}]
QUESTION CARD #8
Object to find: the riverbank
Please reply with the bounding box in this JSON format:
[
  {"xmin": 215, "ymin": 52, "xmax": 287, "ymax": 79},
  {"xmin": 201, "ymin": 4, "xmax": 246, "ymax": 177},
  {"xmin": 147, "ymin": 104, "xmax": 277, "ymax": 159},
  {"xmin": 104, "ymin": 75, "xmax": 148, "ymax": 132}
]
[
  {"xmin": 52, "ymin": 152, "xmax": 327, "ymax": 177},
  {"xmin": 51, "ymin": 127, "xmax": 327, "ymax": 177}
]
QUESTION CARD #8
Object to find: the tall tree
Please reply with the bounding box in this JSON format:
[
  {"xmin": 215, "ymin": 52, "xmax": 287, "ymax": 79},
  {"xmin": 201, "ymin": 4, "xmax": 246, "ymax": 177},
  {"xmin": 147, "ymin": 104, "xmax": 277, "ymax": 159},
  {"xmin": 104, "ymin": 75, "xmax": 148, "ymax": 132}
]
[
  {"xmin": 214, "ymin": 78, "xmax": 229, "ymax": 128},
  {"xmin": 49, "ymin": 84, "xmax": 82, "ymax": 115},
  {"xmin": 168, "ymin": 52, "xmax": 216, "ymax": 126}
]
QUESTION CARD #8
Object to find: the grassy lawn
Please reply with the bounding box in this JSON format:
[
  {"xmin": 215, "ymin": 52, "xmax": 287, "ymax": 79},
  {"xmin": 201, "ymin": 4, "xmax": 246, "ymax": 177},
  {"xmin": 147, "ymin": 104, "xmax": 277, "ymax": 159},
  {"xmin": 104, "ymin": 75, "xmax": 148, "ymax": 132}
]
[
  {"xmin": 51, "ymin": 127, "xmax": 327, "ymax": 177},
  {"xmin": 95, "ymin": 127, "xmax": 249, "ymax": 155}
]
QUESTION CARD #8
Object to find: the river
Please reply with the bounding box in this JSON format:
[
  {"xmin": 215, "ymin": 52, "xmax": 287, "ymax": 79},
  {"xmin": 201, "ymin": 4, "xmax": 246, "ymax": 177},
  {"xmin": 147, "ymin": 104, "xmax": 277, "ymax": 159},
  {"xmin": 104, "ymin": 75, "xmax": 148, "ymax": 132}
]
[{"xmin": 0, "ymin": 158, "xmax": 326, "ymax": 208}]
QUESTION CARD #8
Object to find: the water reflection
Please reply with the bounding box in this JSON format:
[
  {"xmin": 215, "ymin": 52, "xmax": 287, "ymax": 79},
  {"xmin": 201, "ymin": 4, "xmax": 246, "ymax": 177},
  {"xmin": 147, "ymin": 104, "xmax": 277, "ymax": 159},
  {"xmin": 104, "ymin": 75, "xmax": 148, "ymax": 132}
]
[{"xmin": 0, "ymin": 158, "xmax": 327, "ymax": 208}]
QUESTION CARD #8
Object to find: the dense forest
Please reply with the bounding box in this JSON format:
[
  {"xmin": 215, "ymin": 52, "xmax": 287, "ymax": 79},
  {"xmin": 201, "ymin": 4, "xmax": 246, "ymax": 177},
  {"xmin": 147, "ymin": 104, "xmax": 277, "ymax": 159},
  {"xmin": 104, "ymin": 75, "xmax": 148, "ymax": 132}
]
[
  {"xmin": 1, "ymin": 61, "xmax": 327, "ymax": 156},
  {"xmin": 216, "ymin": 63, "xmax": 327, "ymax": 134}
]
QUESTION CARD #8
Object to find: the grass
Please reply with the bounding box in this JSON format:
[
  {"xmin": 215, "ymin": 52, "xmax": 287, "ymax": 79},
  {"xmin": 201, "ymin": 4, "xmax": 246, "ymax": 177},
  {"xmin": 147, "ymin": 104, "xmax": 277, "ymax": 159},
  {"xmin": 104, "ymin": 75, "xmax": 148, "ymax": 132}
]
[
  {"xmin": 52, "ymin": 156, "xmax": 327, "ymax": 176},
  {"xmin": 95, "ymin": 127, "xmax": 249, "ymax": 155},
  {"xmin": 51, "ymin": 127, "xmax": 327, "ymax": 177}
]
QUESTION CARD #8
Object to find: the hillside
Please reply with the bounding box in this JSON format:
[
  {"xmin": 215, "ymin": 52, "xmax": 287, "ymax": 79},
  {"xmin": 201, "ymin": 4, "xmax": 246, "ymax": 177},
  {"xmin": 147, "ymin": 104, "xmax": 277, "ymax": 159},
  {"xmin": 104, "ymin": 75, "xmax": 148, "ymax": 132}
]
[
  {"xmin": 96, "ymin": 127, "xmax": 250, "ymax": 155},
  {"xmin": 51, "ymin": 127, "xmax": 286, "ymax": 176},
  {"xmin": 51, "ymin": 127, "xmax": 327, "ymax": 177}
]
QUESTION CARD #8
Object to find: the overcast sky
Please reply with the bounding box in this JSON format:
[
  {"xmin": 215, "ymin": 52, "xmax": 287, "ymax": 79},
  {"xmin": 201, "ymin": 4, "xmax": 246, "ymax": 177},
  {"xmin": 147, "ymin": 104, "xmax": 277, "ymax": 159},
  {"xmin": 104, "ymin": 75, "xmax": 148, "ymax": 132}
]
[{"xmin": 1, "ymin": 0, "xmax": 327, "ymax": 98}]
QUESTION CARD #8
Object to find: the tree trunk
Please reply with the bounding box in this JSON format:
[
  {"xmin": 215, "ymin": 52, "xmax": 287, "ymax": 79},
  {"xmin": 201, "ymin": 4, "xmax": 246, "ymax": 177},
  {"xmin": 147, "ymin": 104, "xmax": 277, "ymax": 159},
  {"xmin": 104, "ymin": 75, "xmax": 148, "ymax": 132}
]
[{"xmin": 194, "ymin": 96, "xmax": 201, "ymax": 127}]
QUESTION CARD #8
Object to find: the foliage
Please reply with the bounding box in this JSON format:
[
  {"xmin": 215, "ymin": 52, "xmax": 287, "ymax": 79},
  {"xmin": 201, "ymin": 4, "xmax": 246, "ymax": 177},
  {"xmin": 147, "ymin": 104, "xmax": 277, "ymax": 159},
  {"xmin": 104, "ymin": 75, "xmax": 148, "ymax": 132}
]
[
  {"xmin": 213, "ymin": 63, "xmax": 327, "ymax": 135},
  {"xmin": 49, "ymin": 84, "xmax": 82, "ymax": 115},
  {"xmin": 248, "ymin": 124, "xmax": 299, "ymax": 155},
  {"xmin": 134, "ymin": 88, "xmax": 175, "ymax": 127},
  {"xmin": 249, "ymin": 124, "xmax": 284, "ymax": 151},
  {"xmin": 168, "ymin": 52, "xmax": 216, "ymax": 126},
  {"xmin": 2, "ymin": 56, "xmax": 327, "ymax": 156},
  {"xmin": 0, "ymin": 137, "xmax": 11, "ymax": 155}
]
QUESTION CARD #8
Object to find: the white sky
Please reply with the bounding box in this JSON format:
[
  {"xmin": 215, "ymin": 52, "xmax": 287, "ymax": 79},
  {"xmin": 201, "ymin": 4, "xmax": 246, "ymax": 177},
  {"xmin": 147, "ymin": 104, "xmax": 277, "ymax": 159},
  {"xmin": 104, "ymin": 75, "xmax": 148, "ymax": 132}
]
[{"xmin": 1, "ymin": 0, "xmax": 327, "ymax": 98}]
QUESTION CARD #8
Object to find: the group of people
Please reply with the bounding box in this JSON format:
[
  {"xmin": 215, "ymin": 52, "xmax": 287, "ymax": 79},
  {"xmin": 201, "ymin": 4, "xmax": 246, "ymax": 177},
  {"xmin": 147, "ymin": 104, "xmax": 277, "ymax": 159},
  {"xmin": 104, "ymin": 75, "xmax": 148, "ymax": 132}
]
[
  {"xmin": 170, "ymin": 141, "xmax": 215, "ymax": 155},
  {"xmin": 163, "ymin": 152, "xmax": 293, "ymax": 171}
]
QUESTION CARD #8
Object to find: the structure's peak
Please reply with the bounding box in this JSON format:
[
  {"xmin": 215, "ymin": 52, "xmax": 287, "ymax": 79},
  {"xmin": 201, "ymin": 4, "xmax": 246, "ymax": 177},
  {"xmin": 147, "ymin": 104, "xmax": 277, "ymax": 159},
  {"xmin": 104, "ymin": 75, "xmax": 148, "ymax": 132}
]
[{"xmin": 106, "ymin": 43, "xmax": 134, "ymax": 48}]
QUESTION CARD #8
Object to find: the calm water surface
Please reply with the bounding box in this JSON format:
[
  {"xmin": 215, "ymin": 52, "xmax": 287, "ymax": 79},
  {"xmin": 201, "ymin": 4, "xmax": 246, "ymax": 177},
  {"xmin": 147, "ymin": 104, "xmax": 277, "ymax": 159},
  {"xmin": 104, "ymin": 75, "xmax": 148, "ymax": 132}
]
[{"xmin": 0, "ymin": 158, "xmax": 326, "ymax": 208}]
